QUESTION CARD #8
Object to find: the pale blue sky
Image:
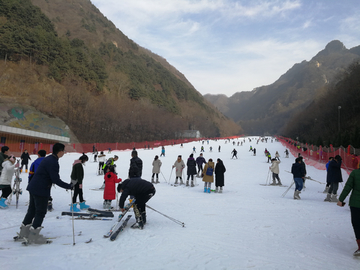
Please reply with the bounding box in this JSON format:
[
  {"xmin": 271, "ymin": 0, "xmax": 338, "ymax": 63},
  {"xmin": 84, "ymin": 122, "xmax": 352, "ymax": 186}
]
[{"xmin": 91, "ymin": 0, "xmax": 360, "ymax": 97}]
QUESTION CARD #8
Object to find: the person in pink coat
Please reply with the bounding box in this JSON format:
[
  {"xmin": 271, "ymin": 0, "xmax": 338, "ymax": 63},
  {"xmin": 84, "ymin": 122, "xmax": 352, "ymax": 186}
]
[{"xmin": 103, "ymin": 166, "xmax": 122, "ymax": 209}]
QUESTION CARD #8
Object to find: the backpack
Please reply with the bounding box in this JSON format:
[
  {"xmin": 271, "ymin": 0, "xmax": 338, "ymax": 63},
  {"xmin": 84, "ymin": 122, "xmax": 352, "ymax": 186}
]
[{"xmin": 205, "ymin": 167, "xmax": 214, "ymax": 176}]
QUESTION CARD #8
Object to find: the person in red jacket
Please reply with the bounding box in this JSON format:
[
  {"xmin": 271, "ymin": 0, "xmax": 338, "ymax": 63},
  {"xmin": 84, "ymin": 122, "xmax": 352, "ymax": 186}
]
[{"xmin": 103, "ymin": 165, "xmax": 122, "ymax": 209}]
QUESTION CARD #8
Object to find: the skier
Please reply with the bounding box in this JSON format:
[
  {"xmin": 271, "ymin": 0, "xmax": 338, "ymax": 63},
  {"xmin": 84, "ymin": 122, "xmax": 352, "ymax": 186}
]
[
  {"xmin": 129, "ymin": 150, "xmax": 142, "ymax": 179},
  {"xmin": 231, "ymin": 149, "xmax": 238, "ymax": 159},
  {"xmin": 160, "ymin": 146, "xmax": 165, "ymax": 157},
  {"xmin": 284, "ymin": 149, "xmax": 289, "ymax": 158},
  {"xmin": 324, "ymin": 155, "xmax": 343, "ymax": 202},
  {"xmin": 193, "ymin": 146, "xmax": 196, "ymax": 153},
  {"xmin": 253, "ymin": 148, "xmax": 256, "ymax": 156},
  {"xmin": 291, "ymin": 157, "xmax": 306, "ymax": 200},
  {"xmin": 151, "ymin": 155, "xmax": 162, "ymax": 183},
  {"xmin": 202, "ymin": 159, "xmax": 215, "ymax": 193},
  {"xmin": 103, "ymin": 165, "xmax": 122, "ymax": 209},
  {"xmin": 249, "ymin": 146, "xmax": 253, "ymax": 152},
  {"xmin": 210, "ymin": 146, "xmax": 213, "ymax": 152},
  {"xmin": 0, "ymin": 155, "xmax": 18, "ymax": 209},
  {"xmin": 323, "ymin": 157, "xmax": 333, "ymax": 193},
  {"xmin": 97, "ymin": 151, "xmax": 106, "ymax": 175},
  {"xmin": 186, "ymin": 154, "xmax": 197, "ymax": 187},
  {"xmin": 28, "ymin": 150, "xmax": 53, "ymax": 211},
  {"xmin": 117, "ymin": 178, "xmax": 156, "ymax": 229},
  {"xmin": 17, "ymin": 143, "xmax": 74, "ymax": 244},
  {"xmin": 267, "ymin": 152, "xmax": 271, "ymax": 163},
  {"xmin": 337, "ymin": 165, "xmax": 360, "ymax": 256},
  {"xmin": 102, "ymin": 155, "xmax": 119, "ymax": 174},
  {"xmin": 196, "ymin": 153, "xmax": 206, "ymax": 176},
  {"xmin": 269, "ymin": 158, "xmax": 282, "ymax": 185},
  {"xmin": 20, "ymin": 149, "xmax": 31, "ymax": 173},
  {"xmin": 172, "ymin": 155, "xmax": 185, "ymax": 185},
  {"xmin": 275, "ymin": 151, "xmax": 280, "ymax": 161},
  {"xmin": 70, "ymin": 153, "xmax": 90, "ymax": 212},
  {"xmin": 0, "ymin": 146, "xmax": 10, "ymax": 177},
  {"xmin": 93, "ymin": 149, "xmax": 98, "ymax": 162},
  {"xmin": 218, "ymin": 145, "xmax": 221, "ymax": 152},
  {"xmin": 215, "ymin": 158, "xmax": 226, "ymax": 193},
  {"xmin": 201, "ymin": 146, "xmax": 205, "ymax": 152}
]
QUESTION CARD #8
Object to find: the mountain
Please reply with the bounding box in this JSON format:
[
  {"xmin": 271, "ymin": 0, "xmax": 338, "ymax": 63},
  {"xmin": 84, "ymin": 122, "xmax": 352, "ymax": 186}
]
[
  {"xmin": 205, "ymin": 40, "xmax": 360, "ymax": 135},
  {"xmin": 0, "ymin": 0, "xmax": 241, "ymax": 143}
]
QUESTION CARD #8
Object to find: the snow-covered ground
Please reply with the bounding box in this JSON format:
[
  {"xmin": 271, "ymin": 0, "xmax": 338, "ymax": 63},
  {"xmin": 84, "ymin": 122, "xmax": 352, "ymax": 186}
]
[{"xmin": 0, "ymin": 137, "xmax": 359, "ymax": 270}]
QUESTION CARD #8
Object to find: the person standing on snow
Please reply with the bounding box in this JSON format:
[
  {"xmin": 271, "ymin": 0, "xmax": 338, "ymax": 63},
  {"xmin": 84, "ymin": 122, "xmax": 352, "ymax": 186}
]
[
  {"xmin": 129, "ymin": 150, "xmax": 143, "ymax": 179},
  {"xmin": 117, "ymin": 178, "xmax": 156, "ymax": 229},
  {"xmin": 151, "ymin": 155, "xmax": 162, "ymax": 183},
  {"xmin": 160, "ymin": 146, "xmax": 165, "ymax": 157},
  {"xmin": 0, "ymin": 155, "xmax": 18, "ymax": 209},
  {"xmin": 173, "ymin": 155, "xmax": 185, "ymax": 185},
  {"xmin": 270, "ymin": 158, "xmax": 282, "ymax": 185},
  {"xmin": 71, "ymin": 153, "xmax": 90, "ymax": 212},
  {"xmin": 337, "ymin": 165, "xmax": 360, "ymax": 256},
  {"xmin": 231, "ymin": 149, "xmax": 238, "ymax": 159},
  {"xmin": 20, "ymin": 149, "xmax": 31, "ymax": 173},
  {"xmin": 202, "ymin": 159, "xmax": 215, "ymax": 193},
  {"xmin": 97, "ymin": 151, "xmax": 106, "ymax": 175},
  {"xmin": 291, "ymin": 157, "xmax": 306, "ymax": 200},
  {"xmin": 16, "ymin": 143, "xmax": 74, "ymax": 244},
  {"xmin": 186, "ymin": 154, "xmax": 197, "ymax": 187},
  {"xmin": 103, "ymin": 165, "xmax": 122, "ymax": 209},
  {"xmin": 0, "ymin": 146, "xmax": 10, "ymax": 177},
  {"xmin": 196, "ymin": 153, "xmax": 206, "ymax": 176},
  {"xmin": 324, "ymin": 155, "xmax": 343, "ymax": 202},
  {"xmin": 215, "ymin": 158, "xmax": 226, "ymax": 193}
]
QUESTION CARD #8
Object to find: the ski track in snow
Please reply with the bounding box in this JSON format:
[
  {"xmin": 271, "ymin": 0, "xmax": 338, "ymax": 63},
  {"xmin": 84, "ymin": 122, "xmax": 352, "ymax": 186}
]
[{"xmin": 0, "ymin": 137, "xmax": 359, "ymax": 270}]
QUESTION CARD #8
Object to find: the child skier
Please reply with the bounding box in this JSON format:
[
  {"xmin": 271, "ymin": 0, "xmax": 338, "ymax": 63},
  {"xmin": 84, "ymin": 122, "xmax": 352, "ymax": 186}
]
[
  {"xmin": 70, "ymin": 153, "xmax": 90, "ymax": 212},
  {"xmin": 103, "ymin": 165, "xmax": 122, "ymax": 209},
  {"xmin": 0, "ymin": 155, "xmax": 18, "ymax": 209},
  {"xmin": 202, "ymin": 159, "xmax": 215, "ymax": 193}
]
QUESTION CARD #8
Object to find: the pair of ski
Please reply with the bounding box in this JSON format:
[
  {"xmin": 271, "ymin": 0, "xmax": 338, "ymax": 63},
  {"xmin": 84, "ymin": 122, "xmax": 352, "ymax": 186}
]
[
  {"xmin": 104, "ymin": 200, "xmax": 135, "ymax": 241},
  {"xmin": 61, "ymin": 208, "xmax": 114, "ymax": 220}
]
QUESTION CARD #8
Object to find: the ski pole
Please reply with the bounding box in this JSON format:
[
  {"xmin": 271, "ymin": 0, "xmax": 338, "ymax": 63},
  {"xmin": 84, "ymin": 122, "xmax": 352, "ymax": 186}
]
[
  {"xmin": 265, "ymin": 169, "xmax": 271, "ymax": 185},
  {"xmin": 70, "ymin": 189, "xmax": 76, "ymax": 245},
  {"xmin": 281, "ymin": 181, "xmax": 295, "ymax": 197},
  {"xmin": 160, "ymin": 172, "xmax": 167, "ymax": 183},
  {"xmin": 146, "ymin": 205, "xmax": 185, "ymax": 227},
  {"xmin": 168, "ymin": 167, "xmax": 174, "ymax": 185}
]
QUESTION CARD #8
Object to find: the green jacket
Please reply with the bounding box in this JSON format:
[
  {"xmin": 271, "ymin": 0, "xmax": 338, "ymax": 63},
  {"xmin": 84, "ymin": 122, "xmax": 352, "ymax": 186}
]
[
  {"xmin": 339, "ymin": 169, "xmax": 360, "ymax": 208},
  {"xmin": 70, "ymin": 161, "xmax": 84, "ymax": 185}
]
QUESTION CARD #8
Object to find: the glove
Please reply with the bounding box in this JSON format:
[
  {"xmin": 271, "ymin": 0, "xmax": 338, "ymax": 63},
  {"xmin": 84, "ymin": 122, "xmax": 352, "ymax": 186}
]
[{"xmin": 71, "ymin": 179, "xmax": 78, "ymax": 186}]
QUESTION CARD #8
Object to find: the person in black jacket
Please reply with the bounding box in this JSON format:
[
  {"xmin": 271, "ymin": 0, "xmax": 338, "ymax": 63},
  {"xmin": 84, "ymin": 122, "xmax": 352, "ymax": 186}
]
[
  {"xmin": 324, "ymin": 155, "xmax": 343, "ymax": 202},
  {"xmin": 129, "ymin": 150, "xmax": 143, "ymax": 178},
  {"xmin": 20, "ymin": 149, "xmax": 31, "ymax": 173},
  {"xmin": 215, "ymin": 158, "xmax": 226, "ymax": 193},
  {"xmin": 17, "ymin": 143, "xmax": 74, "ymax": 244},
  {"xmin": 71, "ymin": 153, "xmax": 89, "ymax": 212},
  {"xmin": 291, "ymin": 157, "xmax": 306, "ymax": 200},
  {"xmin": 117, "ymin": 178, "xmax": 156, "ymax": 229},
  {"xmin": 186, "ymin": 154, "xmax": 197, "ymax": 187}
]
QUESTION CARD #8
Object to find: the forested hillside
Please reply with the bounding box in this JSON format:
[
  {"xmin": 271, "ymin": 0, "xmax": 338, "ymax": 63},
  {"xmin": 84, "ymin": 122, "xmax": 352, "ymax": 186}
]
[{"xmin": 0, "ymin": 0, "xmax": 241, "ymax": 142}]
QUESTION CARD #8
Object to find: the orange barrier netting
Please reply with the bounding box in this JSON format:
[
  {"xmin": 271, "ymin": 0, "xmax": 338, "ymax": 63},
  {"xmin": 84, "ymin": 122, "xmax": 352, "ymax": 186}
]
[
  {"xmin": 2, "ymin": 135, "xmax": 244, "ymax": 157},
  {"xmin": 277, "ymin": 136, "xmax": 360, "ymax": 175}
]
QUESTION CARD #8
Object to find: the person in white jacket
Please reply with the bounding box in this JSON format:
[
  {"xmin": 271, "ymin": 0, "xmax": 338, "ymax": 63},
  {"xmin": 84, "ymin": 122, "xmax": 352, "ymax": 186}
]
[
  {"xmin": 151, "ymin": 155, "xmax": 162, "ymax": 183},
  {"xmin": 269, "ymin": 158, "xmax": 282, "ymax": 185},
  {"xmin": 0, "ymin": 155, "xmax": 18, "ymax": 209}
]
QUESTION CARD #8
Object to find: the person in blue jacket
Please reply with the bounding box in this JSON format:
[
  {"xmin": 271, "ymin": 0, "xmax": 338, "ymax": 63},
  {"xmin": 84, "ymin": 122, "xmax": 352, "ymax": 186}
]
[{"xmin": 16, "ymin": 143, "xmax": 74, "ymax": 244}]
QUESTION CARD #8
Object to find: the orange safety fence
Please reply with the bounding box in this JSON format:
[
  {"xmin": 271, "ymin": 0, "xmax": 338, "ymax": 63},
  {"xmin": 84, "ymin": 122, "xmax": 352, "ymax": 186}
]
[
  {"xmin": 277, "ymin": 136, "xmax": 360, "ymax": 174},
  {"xmin": 2, "ymin": 135, "xmax": 244, "ymax": 157}
]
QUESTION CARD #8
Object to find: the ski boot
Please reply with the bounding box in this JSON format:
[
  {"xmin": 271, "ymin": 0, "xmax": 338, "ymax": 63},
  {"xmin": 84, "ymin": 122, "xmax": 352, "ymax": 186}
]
[
  {"xmin": 47, "ymin": 200, "xmax": 54, "ymax": 212},
  {"xmin": 191, "ymin": 181, "xmax": 194, "ymax": 187},
  {"xmin": 204, "ymin": 187, "xmax": 207, "ymax": 193},
  {"xmin": 219, "ymin": 187, "xmax": 223, "ymax": 193},
  {"xmin": 79, "ymin": 201, "xmax": 90, "ymax": 210},
  {"xmin": 14, "ymin": 224, "xmax": 32, "ymax": 241},
  {"xmin": 70, "ymin": 203, "xmax": 81, "ymax": 212},
  {"xmin": 155, "ymin": 178, "xmax": 160, "ymax": 184},
  {"xmin": 24, "ymin": 226, "xmax": 52, "ymax": 245},
  {"xmin": 186, "ymin": 181, "xmax": 189, "ymax": 187},
  {"xmin": 324, "ymin": 193, "xmax": 331, "ymax": 202},
  {"xmin": 207, "ymin": 187, "xmax": 211, "ymax": 193},
  {"xmin": 0, "ymin": 197, "xmax": 8, "ymax": 209},
  {"xmin": 151, "ymin": 177, "xmax": 155, "ymax": 184},
  {"xmin": 330, "ymin": 194, "xmax": 338, "ymax": 202}
]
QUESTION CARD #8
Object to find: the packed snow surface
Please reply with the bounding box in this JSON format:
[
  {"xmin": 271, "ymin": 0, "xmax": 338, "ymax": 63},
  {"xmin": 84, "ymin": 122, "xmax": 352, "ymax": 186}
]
[{"xmin": 0, "ymin": 137, "xmax": 359, "ymax": 270}]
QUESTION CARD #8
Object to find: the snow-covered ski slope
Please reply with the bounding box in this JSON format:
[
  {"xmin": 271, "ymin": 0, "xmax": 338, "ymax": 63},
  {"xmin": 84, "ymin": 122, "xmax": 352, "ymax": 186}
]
[{"xmin": 0, "ymin": 137, "xmax": 359, "ymax": 270}]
